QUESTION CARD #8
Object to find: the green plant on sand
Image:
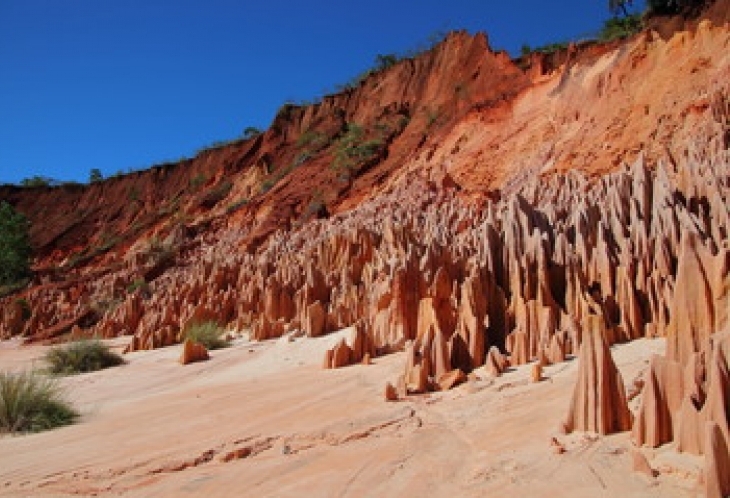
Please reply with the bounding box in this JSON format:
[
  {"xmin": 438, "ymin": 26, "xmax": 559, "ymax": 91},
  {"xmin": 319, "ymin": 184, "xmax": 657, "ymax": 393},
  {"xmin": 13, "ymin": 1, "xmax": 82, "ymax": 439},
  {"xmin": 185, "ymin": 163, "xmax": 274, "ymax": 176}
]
[
  {"xmin": 0, "ymin": 370, "xmax": 78, "ymax": 434},
  {"xmin": 183, "ymin": 321, "xmax": 229, "ymax": 350},
  {"xmin": 44, "ymin": 339, "xmax": 126, "ymax": 375}
]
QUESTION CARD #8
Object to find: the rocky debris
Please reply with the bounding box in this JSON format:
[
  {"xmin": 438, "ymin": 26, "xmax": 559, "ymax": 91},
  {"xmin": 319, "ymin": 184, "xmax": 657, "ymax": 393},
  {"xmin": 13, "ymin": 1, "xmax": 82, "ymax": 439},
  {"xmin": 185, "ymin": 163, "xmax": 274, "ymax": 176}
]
[
  {"xmin": 531, "ymin": 364, "xmax": 543, "ymax": 383},
  {"xmin": 564, "ymin": 322, "xmax": 632, "ymax": 435},
  {"xmin": 323, "ymin": 324, "xmax": 375, "ymax": 369},
  {"xmin": 485, "ymin": 346, "xmax": 508, "ymax": 377},
  {"xmin": 384, "ymin": 382, "xmax": 399, "ymax": 402},
  {"xmin": 179, "ymin": 339, "xmax": 209, "ymax": 365},
  {"xmin": 437, "ymin": 369, "xmax": 467, "ymax": 391},
  {"xmin": 550, "ymin": 437, "xmax": 566, "ymax": 455}
]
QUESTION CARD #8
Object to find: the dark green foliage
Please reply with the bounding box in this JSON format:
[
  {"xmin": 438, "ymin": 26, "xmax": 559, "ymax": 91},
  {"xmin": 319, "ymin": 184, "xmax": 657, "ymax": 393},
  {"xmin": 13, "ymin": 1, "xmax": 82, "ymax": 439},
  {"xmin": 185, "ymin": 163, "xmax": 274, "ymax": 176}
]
[
  {"xmin": 15, "ymin": 298, "xmax": 31, "ymax": 320},
  {"xmin": 184, "ymin": 321, "xmax": 229, "ymax": 350},
  {"xmin": 0, "ymin": 202, "xmax": 31, "ymax": 287},
  {"xmin": 189, "ymin": 173, "xmax": 207, "ymax": 190},
  {"xmin": 88, "ymin": 168, "xmax": 103, "ymax": 183},
  {"xmin": 609, "ymin": 0, "xmax": 634, "ymax": 16},
  {"xmin": 275, "ymin": 103, "xmax": 297, "ymax": 122},
  {"xmin": 199, "ymin": 181, "xmax": 233, "ymax": 208},
  {"xmin": 19, "ymin": 176, "xmax": 54, "ymax": 188},
  {"xmin": 646, "ymin": 0, "xmax": 706, "ymax": 15},
  {"xmin": 375, "ymin": 53, "xmax": 399, "ymax": 71},
  {"xmin": 332, "ymin": 123, "xmax": 384, "ymax": 179},
  {"xmin": 534, "ymin": 42, "xmax": 569, "ymax": 55},
  {"xmin": 226, "ymin": 198, "xmax": 249, "ymax": 214},
  {"xmin": 243, "ymin": 126, "xmax": 262, "ymax": 139},
  {"xmin": 44, "ymin": 339, "xmax": 126, "ymax": 375},
  {"xmin": 296, "ymin": 129, "xmax": 330, "ymax": 151},
  {"xmin": 0, "ymin": 370, "xmax": 78, "ymax": 434},
  {"xmin": 126, "ymin": 278, "xmax": 150, "ymax": 295},
  {"xmin": 599, "ymin": 14, "xmax": 643, "ymax": 41}
]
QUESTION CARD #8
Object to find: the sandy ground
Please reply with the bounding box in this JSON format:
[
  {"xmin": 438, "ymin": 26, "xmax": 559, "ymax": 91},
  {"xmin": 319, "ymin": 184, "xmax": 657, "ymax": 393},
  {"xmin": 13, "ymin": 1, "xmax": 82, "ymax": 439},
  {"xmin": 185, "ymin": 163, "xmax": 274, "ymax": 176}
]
[{"xmin": 0, "ymin": 331, "xmax": 703, "ymax": 497}]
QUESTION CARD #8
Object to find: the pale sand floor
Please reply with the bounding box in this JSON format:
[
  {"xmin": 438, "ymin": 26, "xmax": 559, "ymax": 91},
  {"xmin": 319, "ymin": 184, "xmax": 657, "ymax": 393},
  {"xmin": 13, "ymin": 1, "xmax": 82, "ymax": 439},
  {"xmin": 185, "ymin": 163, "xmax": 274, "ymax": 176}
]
[{"xmin": 0, "ymin": 332, "xmax": 703, "ymax": 497}]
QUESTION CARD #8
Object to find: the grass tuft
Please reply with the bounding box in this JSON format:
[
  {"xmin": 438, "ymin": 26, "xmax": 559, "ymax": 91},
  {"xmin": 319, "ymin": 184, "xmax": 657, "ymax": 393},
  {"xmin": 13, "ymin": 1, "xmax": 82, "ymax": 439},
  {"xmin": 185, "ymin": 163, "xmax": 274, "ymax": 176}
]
[
  {"xmin": 184, "ymin": 321, "xmax": 229, "ymax": 350},
  {"xmin": 0, "ymin": 370, "xmax": 78, "ymax": 434},
  {"xmin": 44, "ymin": 339, "xmax": 125, "ymax": 375}
]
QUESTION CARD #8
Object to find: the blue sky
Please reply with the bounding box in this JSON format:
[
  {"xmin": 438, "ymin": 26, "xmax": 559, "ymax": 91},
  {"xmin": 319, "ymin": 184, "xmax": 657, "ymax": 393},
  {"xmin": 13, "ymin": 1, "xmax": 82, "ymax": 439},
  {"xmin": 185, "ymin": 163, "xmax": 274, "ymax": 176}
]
[{"xmin": 0, "ymin": 1, "xmax": 643, "ymax": 184}]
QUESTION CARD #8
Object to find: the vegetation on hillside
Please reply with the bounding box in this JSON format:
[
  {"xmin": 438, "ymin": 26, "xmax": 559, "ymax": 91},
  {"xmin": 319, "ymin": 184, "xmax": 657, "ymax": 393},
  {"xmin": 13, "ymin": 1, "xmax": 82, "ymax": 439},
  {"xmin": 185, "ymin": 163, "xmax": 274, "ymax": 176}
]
[{"xmin": 0, "ymin": 201, "xmax": 31, "ymax": 288}]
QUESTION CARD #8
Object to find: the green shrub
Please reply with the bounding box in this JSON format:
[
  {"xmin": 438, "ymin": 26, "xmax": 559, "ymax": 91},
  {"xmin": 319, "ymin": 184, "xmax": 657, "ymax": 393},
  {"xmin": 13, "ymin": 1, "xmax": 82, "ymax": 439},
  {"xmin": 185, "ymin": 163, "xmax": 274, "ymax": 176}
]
[
  {"xmin": 44, "ymin": 339, "xmax": 125, "ymax": 375},
  {"xmin": 243, "ymin": 126, "xmax": 262, "ymax": 139},
  {"xmin": 0, "ymin": 202, "xmax": 32, "ymax": 287},
  {"xmin": 296, "ymin": 129, "xmax": 330, "ymax": 150},
  {"xmin": 226, "ymin": 199, "xmax": 249, "ymax": 214},
  {"xmin": 88, "ymin": 168, "xmax": 103, "ymax": 183},
  {"xmin": 599, "ymin": 14, "xmax": 643, "ymax": 41},
  {"xmin": 184, "ymin": 321, "xmax": 229, "ymax": 350},
  {"xmin": 647, "ymin": 0, "xmax": 707, "ymax": 15},
  {"xmin": 127, "ymin": 278, "xmax": 150, "ymax": 294},
  {"xmin": 199, "ymin": 181, "xmax": 233, "ymax": 208},
  {"xmin": 0, "ymin": 370, "xmax": 78, "ymax": 434},
  {"xmin": 332, "ymin": 123, "xmax": 385, "ymax": 178},
  {"xmin": 189, "ymin": 173, "xmax": 207, "ymax": 190},
  {"xmin": 19, "ymin": 176, "xmax": 54, "ymax": 188}
]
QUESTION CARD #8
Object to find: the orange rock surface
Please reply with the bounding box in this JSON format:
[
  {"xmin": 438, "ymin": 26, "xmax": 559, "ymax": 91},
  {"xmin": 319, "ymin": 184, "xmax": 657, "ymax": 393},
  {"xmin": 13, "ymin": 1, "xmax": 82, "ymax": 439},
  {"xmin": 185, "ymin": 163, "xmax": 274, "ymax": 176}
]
[{"xmin": 0, "ymin": 7, "xmax": 729, "ymax": 496}]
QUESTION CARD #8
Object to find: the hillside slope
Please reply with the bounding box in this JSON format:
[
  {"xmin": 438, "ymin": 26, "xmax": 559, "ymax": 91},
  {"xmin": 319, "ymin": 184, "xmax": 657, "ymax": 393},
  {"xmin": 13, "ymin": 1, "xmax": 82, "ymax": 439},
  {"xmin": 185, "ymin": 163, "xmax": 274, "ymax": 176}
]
[{"xmin": 0, "ymin": 12, "xmax": 729, "ymax": 498}]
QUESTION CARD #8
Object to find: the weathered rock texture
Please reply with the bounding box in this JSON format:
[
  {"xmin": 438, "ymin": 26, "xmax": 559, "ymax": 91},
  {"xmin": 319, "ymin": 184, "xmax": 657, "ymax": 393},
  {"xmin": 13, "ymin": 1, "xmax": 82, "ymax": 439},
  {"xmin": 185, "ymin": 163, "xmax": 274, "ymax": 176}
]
[
  {"xmin": 564, "ymin": 323, "xmax": 632, "ymax": 434},
  {"xmin": 0, "ymin": 17, "xmax": 728, "ymax": 488},
  {"xmin": 179, "ymin": 339, "xmax": 209, "ymax": 365}
]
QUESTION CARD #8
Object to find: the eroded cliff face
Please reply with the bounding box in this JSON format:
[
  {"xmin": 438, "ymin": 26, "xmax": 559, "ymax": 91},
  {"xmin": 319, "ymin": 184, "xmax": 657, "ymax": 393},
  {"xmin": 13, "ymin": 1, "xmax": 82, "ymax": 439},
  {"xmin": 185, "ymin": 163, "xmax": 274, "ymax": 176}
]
[{"xmin": 1, "ymin": 15, "xmax": 729, "ymax": 492}]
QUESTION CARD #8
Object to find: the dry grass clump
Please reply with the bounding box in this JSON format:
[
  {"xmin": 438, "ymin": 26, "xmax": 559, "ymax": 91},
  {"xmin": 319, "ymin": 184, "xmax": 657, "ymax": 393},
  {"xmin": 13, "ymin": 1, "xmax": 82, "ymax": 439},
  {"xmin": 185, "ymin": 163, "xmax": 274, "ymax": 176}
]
[
  {"xmin": 184, "ymin": 321, "xmax": 229, "ymax": 350},
  {"xmin": 0, "ymin": 370, "xmax": 78, "ymax": 434},
  {"xmin": 44, "ymin": 339, "xmax": 125, "ymax": 375}
]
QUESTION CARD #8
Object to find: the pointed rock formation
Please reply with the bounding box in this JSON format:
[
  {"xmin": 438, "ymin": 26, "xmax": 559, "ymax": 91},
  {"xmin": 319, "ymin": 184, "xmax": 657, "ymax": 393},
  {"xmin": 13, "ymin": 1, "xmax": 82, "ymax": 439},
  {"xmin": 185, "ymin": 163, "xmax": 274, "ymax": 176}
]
[
  {"xmin": 179, "ymin": 339, "xmax": 209, "ymax": 365},
  {"xmin": 485, "ymin": 346, "xmax": 508, "ymax": 377},
  {"xmin": 437, "ymin": 369, "xmax": 467, "ymax": 391},
  {"xmin": 632, "ymin": 354, "xmax": 685, "ymax": 448},
  {"xmin": 564, "ymin": 322, "xmax": 632, "ymax": 435},
  {"xmin": 704, "ymin": 421, "xmax": 730, "ymax": 498}
]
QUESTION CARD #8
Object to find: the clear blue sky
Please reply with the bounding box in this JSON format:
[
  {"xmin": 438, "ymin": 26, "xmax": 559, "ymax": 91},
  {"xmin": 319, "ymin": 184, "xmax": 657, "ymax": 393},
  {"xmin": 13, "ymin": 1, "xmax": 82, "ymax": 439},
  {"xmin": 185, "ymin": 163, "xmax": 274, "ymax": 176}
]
[{"xmin": 0, "ymin": 0, "xmax": 643, "ymax": 184}]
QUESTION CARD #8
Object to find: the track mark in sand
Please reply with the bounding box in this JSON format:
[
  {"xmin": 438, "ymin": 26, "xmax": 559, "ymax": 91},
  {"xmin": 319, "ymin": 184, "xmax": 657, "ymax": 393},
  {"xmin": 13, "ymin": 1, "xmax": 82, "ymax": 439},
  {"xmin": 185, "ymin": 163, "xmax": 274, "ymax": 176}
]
[
  {"xmin": 26, "ymin": 410, "xmax": 422, "ymax": 496},
  {"xmin": 149, "ymin": 435, "xmax": 281, "ymax": 474},
  {"xmin": 588, "ymin": 464, "xmax": 607, "ymax": 489},
  {"xmin": 31, "ymin": 435, "xmax": 282, "ymax": 496},
  {"xmin": 284, "ymin": 407, "xmax": 423, "ymax": 455}
]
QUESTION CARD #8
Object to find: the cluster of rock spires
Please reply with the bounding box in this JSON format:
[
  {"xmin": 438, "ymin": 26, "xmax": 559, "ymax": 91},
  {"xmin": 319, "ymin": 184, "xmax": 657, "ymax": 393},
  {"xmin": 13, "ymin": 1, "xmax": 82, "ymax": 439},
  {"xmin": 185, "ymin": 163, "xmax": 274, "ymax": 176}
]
[
  {"xmin": 1, "ymin": 128, "xmax": 727, "ymax": 484},
  {"xmin": 0, "ymin": 15, "xmax": 728, "ymax": 496}
]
